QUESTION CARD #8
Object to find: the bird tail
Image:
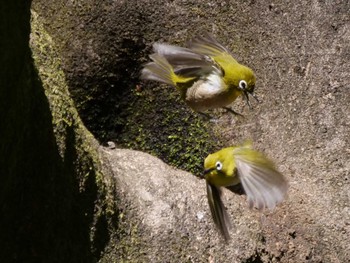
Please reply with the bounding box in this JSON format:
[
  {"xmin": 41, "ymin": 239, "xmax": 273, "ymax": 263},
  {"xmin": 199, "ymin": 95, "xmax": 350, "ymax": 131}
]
[
  {"xmin": 141, "ymin": 54, "xmax": 176, "ymax": 86},
  {"xmin": 206, "ymin": 181, "xmax": 231, "ymax": 242}
]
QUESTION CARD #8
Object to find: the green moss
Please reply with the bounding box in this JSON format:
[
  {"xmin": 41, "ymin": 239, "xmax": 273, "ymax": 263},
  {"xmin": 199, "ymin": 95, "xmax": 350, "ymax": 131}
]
[
  {"xmin": 116, "ymin": 84, "xmax": 221, "ymax": 175},
  {"xmin": 31, "ymin": 0, "xmax": 223, "ymax": 176},
  {"xmin": 29, "ymin": 11, "xmax": 118, "ymax": 261},
  {"xmin": 28, "ymin": 5, "xmax": 224, "ymax": 261},
  {"xmin": 30, "ymin": 13, "xmax": 153, "ymax": 262}
]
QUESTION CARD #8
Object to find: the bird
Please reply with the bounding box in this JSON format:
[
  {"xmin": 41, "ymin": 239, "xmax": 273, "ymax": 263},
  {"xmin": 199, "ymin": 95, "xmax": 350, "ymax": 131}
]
[
  {"xmin": 203, "ymin": 142, "xmax": 288, "ymax": 241},
  {"xmin": 141, "ymin": 34, "xmax": 258, "ymax": 114}
]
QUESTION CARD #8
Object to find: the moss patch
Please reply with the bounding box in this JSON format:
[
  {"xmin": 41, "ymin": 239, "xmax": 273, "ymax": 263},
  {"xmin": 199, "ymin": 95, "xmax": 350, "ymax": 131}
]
[
  {"xmin": 27, "ymin": 10, "xmax": 118, "ymax": 261},
  {"xmin": 31, "ymin": 0, "xmax": 223, "ymax": 176},
  {"xmin": 115, "ymin": 83, "xmax": 221, "ymax": 175}
]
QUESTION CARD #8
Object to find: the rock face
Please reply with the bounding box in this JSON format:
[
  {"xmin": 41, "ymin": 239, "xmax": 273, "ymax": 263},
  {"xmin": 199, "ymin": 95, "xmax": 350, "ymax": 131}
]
[
  {"xmin": 1, "ymin": 4, "xmax": 115, "ymax": 262},
  {"xmin": 29, "ymin": 0, "xmax": 350, "ymax": 262},
  {"xmin": 102, "ymin": 144, "xmax": 348, "ymax": 262},
  {"xmin": 102, "ymin": 147, "xmax": 264, "ymax": 262}
]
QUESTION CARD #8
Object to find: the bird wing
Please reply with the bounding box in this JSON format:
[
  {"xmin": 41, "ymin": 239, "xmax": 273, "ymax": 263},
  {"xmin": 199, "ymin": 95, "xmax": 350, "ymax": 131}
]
[
  {"xmin": 233, "ymin": 147, "xmax": 288, "ymax": 210},
  {"xmin": 189, "ymin": 33, "xmax": 239, "ymax": 80},
  {"xmin": 153, "ymin": 43, "xmax": 217, "ymax": 78},
  {"xmin": 206, "ymin": 181, "xmax": 231, "ymax": 242},
  {"xmin": 189, "ymin": 33, "xmax": 235, "ymax": 59}
]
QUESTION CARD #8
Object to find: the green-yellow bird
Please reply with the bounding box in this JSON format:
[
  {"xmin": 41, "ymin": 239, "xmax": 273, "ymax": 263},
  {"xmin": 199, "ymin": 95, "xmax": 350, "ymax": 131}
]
[
  {"xmin": 203, "ymin": 142, "xmax": 288, "ymax": 241},
  {"xmin": 141, "ymin": 34, "xmax": 257, "ymax": 113}
]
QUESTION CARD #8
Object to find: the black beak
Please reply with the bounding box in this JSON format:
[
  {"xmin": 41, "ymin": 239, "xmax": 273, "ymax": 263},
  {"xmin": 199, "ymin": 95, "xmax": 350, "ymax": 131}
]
[
  {"xmin": 244, "ymin": 91, "xmax": 252, "ymax": 109},
  {"xmin": 203, "ymin": 167, "xmax": 215, "ymax": 177},
  {"xmin": 244, "ymin": 91, "xmax": 259, "ymax": 109}
]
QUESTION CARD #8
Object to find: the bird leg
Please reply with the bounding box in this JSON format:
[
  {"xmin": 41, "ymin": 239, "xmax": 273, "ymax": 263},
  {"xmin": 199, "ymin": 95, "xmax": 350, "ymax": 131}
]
[{"xmin": 223, "ymin": 107, "xmax": 244, "ymax": 117}]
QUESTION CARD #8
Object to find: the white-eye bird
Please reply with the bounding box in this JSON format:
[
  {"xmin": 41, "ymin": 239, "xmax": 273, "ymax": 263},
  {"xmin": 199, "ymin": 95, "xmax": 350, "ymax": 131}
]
[
  {"xmin": 141, "ymin": 34, "xmax": 257, "ymax": 113},
  {"xmin": 203, "ymin": 142, "xmax": 288, "ymax": 241}
]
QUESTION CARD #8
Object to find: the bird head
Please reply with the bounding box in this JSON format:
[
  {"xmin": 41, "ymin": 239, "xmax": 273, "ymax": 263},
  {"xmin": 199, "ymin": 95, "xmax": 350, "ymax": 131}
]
[
  {"xmin": 236, "ymin": 66, "xmax": 258, "ymax": 108},
  {"xmin": 203, "ymin": 147, "xmax": 236, "ymax": 186}
]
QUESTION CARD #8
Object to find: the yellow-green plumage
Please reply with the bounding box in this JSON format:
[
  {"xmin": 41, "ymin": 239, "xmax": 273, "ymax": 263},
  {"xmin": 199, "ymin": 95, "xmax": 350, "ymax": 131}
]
[
  {"xmin": 141, "ymin": 34, "xmax": 257, "ymax": 112},
  {"xmin": 203, "ymin": 142, "xmax": 288, "ymax": 241}
]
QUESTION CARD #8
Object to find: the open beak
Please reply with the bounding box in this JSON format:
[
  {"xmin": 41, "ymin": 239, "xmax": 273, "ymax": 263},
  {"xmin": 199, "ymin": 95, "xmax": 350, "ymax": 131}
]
[{"xmin": 244, "ymin": 91, "xmax": 259, "ymax": 109}]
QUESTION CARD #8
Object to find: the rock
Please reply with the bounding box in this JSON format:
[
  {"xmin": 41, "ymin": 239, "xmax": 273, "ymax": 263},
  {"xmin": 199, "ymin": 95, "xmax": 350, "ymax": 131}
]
[
  {"xmin": 31, "ymin": 0, "xmax": 350, "ymax": 262},
  {"xmin": 106, "ymin": 141, "xmax": 116, "ymax": 149}
]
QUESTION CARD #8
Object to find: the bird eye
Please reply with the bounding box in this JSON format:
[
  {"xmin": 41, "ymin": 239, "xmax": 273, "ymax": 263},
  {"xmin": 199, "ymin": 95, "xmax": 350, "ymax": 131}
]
[
  {"xmin": 215, "ymin": 161, "xmax": 223, "ymax": 171},
  {"xmin": 239, "ymin": 80, "xmax": 247, "ymax": 90}
]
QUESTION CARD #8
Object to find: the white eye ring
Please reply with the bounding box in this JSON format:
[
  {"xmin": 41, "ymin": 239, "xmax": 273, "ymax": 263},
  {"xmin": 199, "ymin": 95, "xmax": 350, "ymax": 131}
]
[
  {"xmin": 239, "ymin": 80, "xmax": 247, "ymax": 90},
  {"xmin": 215, "ymin": 161, "xmax": 223, "ymax": 171}
]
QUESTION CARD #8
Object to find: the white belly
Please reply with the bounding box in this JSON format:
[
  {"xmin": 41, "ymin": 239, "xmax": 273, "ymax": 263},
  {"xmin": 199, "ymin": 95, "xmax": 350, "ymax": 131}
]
[{"xmin": 185, "ymin": 73, "xmax": 230, "ymax": 111}]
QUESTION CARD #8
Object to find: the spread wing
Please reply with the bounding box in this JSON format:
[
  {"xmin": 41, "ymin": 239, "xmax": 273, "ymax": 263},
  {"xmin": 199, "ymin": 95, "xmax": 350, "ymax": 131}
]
[
  {"xmin": 143, "ymin": 34, "xmax": 232, "ymax": 85},
  {"xmin": 189, "ymin": 33, "xmax": 234, "ymax": 58},
  {"xmin": 153, "ymin": 43, "xmax": 217, "ymax": 78},
  {"xmin": 233, "ymin": 147, "xmax": 288, "ymax": 210}
]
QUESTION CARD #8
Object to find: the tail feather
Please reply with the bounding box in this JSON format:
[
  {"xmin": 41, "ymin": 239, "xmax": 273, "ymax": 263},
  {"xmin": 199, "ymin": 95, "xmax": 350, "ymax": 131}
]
[
  {"xmin": 206, "ymin": 182, "xmax": 231, "ymax": 242},
  {"xmin": 141, "ymin": 54, "xmax": 175, "ymax": 86}
]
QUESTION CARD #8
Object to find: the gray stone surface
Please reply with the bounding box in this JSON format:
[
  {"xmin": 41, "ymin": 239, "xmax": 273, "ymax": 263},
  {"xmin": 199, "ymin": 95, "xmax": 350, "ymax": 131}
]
[{"xmin": 32, "ymin": 0, "xmax": 350, "ymax": 262}]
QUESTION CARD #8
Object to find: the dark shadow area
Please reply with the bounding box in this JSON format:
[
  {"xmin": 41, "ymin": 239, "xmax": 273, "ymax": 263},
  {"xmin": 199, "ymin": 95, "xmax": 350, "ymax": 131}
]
[
  {"xmin": 91, "ymin": 213, "xmax": 110, "ymax": 259},
  {"xmin": 0, "ymin": 2, "xmax": 110, "ymax": 262},
  {"xmin": 31, "ymin": 0, "xmax": 220, "ymax": 175},
  {"xmin": 226, "ymin": 183, "xmax": 245, "ymax": 196},
  {"xmin": 243, "ymin": 252, "xmax": 264, "ymax": 263},
  {"xmin": 57, "ymin": 2, "xmax": 149, "ymax": 144}
]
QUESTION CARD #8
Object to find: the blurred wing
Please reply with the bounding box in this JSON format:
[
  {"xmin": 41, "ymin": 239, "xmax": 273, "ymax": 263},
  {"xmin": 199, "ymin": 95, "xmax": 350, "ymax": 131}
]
[
  {"xmin": 233, "ymin": 147, "xmax": 288, "ymax": 210},
  {"xmin": 153, "ymin": 43, "xmax": 202, "ymax": 63},
  {"xmin": 153, "ymin": 43, "xmax": 216, "ymax": 78},
  {"xmin": 206, "ymin": 182, "xmax": 231, "ymax": 242},
  {"xmin": 141, "ymin": 54, "xmax": 175, "ymax": 85},
  {"xmin": 189, "ymin": 33, "xmax": 234, "ymax": 58}
]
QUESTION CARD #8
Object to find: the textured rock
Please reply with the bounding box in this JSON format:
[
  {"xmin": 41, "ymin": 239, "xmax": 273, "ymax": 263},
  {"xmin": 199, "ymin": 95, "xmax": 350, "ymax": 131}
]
[
  {"xmin": 102, "ymin": 147, "xmax": 265, "ymax": 262},
  {"xmin": 31, "ymin": 0, "xmax": 350, "ymax": 262}
]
